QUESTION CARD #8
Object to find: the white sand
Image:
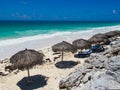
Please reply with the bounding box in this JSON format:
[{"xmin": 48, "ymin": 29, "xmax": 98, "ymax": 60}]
[{"xmin": 0, "ymin": 47, "xmax": 86, "ymax": 90}]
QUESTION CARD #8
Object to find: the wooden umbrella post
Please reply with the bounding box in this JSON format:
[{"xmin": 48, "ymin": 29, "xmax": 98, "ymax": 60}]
[
  {"xmin": 27, "ymin": 67, "xmax": 30, "ymax": 78},
  {"xmin": 27, "ymin": 67, "xmax": 33, "ymax": 84},
  {"xmin": 61, "ymin": 50, "xmax": 64, "ymax": 61}
]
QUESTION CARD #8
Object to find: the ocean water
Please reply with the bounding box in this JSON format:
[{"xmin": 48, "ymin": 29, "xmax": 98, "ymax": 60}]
[
  {"xmin": 0, "ymin": 21, "xmax": 120, "ymax": 59},
  {"xmin": 0, "ymin": 21, "xmax": 120, "ymax": 40}
]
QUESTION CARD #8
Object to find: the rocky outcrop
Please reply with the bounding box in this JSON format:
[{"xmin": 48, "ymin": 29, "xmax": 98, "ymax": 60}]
[
  {"xmin": 59, "ymin": 54, "xmax": 108, "ymax": 90},
  {"xmin": 90, "ymin": 56, "xmax": 120, "ymax": 90},
  {"xmin": 91, "ymin": 72, "xmax": 120, "ymax": 90},
  {"xmin": 0, "ymin": 58, "xmax": 19, "ymax": 76},
  {"xmin": 59, "ymin": 66, "xmax": 87, "ymax": 89},
  {"xmin": 59, "ymin": 39, "xmax": 120, "ymax": 90},
  {"xmin": 106, "ymin": 56, "xmax": 120, "ymax": 71},
  {"xmin": 104, "ymin": 38, "xmax": 120, "ymax": 57}
]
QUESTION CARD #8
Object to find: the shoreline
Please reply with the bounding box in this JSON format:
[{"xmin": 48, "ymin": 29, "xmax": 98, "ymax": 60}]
[{"xmin": 0, "ymin": 25, "xmax": 120, "ymax": 60}]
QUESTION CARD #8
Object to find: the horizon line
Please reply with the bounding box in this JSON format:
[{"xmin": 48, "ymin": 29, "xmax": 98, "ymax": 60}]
[{"xmin": 0, "ymin": 20, "xmax": 120, "ymax": 22}]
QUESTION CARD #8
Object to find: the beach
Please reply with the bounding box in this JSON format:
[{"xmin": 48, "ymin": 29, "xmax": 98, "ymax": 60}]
[
  {"xmin": 0, "ymin": 21, "xmax": 120, "ymax": 90},
  {"xmin": 0, "ymin": 47, "xmax": 85, "ymax": 90},
  {"xmin": 1, "ymin": 0, "xmax": 120, "ymax": 89},
  {"xmin": 0, "ymin": 36, "xmax": 120, "ymax": 90}
]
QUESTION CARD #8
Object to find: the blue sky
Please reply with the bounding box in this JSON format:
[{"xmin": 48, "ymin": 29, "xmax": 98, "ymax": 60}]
[{"xmin": 0, "ymin": 0, "xmax": 120, "ymax": 21}]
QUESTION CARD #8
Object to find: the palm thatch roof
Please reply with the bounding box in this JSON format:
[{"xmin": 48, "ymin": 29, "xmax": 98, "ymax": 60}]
[
  {"xmin": 105, "ymin": 30, "xmax": 120, "ymax": 38},
  {"xmin": 88, "ymin": 33, "xmax": 109, "ymax": 44},
  {"xmin": 10, "ymin": 49, "xmax": 44, "ymax": 70},
  {"xmin": 89, "ymin": 37, "xmax": 108, "ymax": 44},
  {"xmin": 52, "ymin": 41, "xmax": 77, "ymax": 53},
  {"xmin": 72, "ymin": 39, "xmax": 91, "ymax": 49},
  {"xmin": 92, "ymin": 33, "xmax": 108, "ymax": 39}
]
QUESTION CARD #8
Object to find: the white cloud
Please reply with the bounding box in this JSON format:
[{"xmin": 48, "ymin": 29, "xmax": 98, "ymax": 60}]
[
  {"xmin": 19, "ymin": 14, "xmax": 31, "ymax": 19},
  {"xmin": 113, "ymin": 10, "xmax": 116, "ymax": 14},
  {"xmin": 11, "ymin": 12, "xmax": 31, "ymax": 19}
]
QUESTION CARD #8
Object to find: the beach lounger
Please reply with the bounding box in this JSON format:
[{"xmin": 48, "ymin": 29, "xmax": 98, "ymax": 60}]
[
  {"xmin": 74, "ymin": 49, "xmax": 92, "ymax": 58},
  {"xmin": 91, "ymin": 44, "xmax": 105, "ymax": 53}
]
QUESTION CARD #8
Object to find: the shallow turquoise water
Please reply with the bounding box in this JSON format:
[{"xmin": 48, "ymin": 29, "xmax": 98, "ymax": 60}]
[{"xmin": 0, "ymin": 21, "xmax": 120, "ymax": 40}]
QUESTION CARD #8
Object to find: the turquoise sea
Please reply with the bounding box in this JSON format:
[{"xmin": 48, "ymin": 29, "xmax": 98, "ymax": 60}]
[{"xmin": 0, "ymin": 21, "xmax": 120, "ymax": 40}]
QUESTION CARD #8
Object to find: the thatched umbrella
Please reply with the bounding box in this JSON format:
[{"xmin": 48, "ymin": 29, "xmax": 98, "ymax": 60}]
[
  {"xmin": 88, "ymin": 33, "xmax": 108, "ymax": 44},
  {"xmin": 52, "ymin": 41, "xmax": 77, "ymax": 61},
  {"xmin": 72, "ymin": 39, "xmax": 91, "ymax": 50},
  {"xmin": 117, "ymin": 30, "xmax": 120, "ymax": 35},
  {"xmin": 92, "ymin": 33, "xmax": 108, "ymax": 39},
  {"xmin": 105, "ymin": 30, "xmax": 120, "ymax": 38},
  {"xmin": 10, "ymin": 49, "xmax": 44, "ymax": 81},
  {"xmin": 89, "ymin": 37, "xmax": 108, "ymax": 44}
]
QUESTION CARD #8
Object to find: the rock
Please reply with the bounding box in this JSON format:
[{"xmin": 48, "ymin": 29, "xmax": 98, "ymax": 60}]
[
  {"xmin": 84, "ymin": 58, "xmax": 93, "ymax": 63},
  {"xmin": 85, "ymin": 54, "xmax": 107, "ymax": 69},
  {"xmin": 0, "ymin": 59, "xmax": 9, "ymax": 64},
  {"xmin": 0, "ymin": 72, "xmax": 8, "ymax": 76},
  {"xmin": 112, "ymin": 48, "xmax": 120, "ymax": 56},
  {"xmin": 59, "ymin": 66, "xmax": 87, "ymax": 89},
  {"xmin": 84, "ymin": 63, "xmax": 93, "ymax": 69},
  {"xmin": 81, "ymin": 72, "xmax": 92, "ymax": 84},
  {"xmin": 91, "ymin": 73, "xmax": 120, "ymax": 90},
  {"xmin": 110, "ymin": 39, "xmax": 120, "ymax": 47},
  {"xmin": 59, "ymin": 54, "xmax": 108, "ymax": 89},
  {"xmin": 45, "ymin": 58, "xmax": 51, "ymax": 63},
  {"xmin": 106, "ymin": 70, "xmax": 120, "ymax": 83},
  {"xmin": 106, "ymin": 56, "xmax": 120, "ymax": 71},
  {"xmin": 5, "ymin": 65, "xmax": 17, "ymax": 72},
  {"xmin": 71, "ymin": 81, "xmax": 91, "ymax": 90},
  {"xmin": 92, "ymin": 59, "xmax": 104, "ymax": 69},
  {"xmin": 91, "ymin": 56, "xmax": 120, "ymax": 90},
  {"xmin": 105, "ymin": 56, "xmax": 120, "ymax": 84},
  {"xmin": 114, "ymin": 70, "xmax": 120, "ymax": 83},
  {"xmin": 53, "ymin": 56, "xmax": 59, "ymax": 61},
  {"xmin": 59, "ymin": 38, "xmax": 120, "ymax": 90},
  {"xmin": 104, "ymin": 46, "xmax": 120, "ymax": 57},
  {"xmin": 13, "ymin": 69, "xmax": 19, "ymax": 74},
  {"xmin": 53, "ymin": 52, "xmax": 61, "ymax": 55}
]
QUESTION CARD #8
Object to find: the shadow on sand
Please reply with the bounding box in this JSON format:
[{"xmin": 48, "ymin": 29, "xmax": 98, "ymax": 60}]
[
  {"xmin": 55, "ymin": 61, "xmax": 78, "ymax": 69},
  {"xmin": 17, "ymin": 74, "xmax": 49, "ymax": 90}
]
